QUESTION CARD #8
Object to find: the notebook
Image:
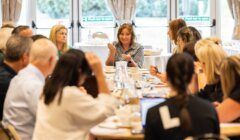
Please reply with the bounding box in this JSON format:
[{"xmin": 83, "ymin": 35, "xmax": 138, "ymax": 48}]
[{"xmin": 140, "ymin": 98, "xmax": 165, "ymax": 128}]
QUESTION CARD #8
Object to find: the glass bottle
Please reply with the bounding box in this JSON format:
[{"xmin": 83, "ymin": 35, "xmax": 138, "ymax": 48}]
[{"xmin": 114, "ymin": 61, "xmax": 139, "ymax": 105}]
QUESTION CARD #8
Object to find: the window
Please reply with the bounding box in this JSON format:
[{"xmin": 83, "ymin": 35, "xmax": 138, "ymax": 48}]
[
  {"xmin": 35, "ymin": 0, "xmax": 71, "ymax": 41},
  {"xmin": 80, "ymin": 0, "xmax": 115, "ymax": 42},
  {"xmin": 15, "ymin": 0, "xmax": 224, "ymax": 54},
  {"xmin": 36, "ymin": 0, "xmax": 70, "ymax": 28},
  {"xmin": 135, "ymin": 0, "xmax": 168, "ymax": 53},
  {"xmin": 18, "ymin": 0, "xmax": 29, "ymax": 25},
  {"xmin": 178, "ymin": 0, "xmax": 211, "ymax": 37},
  {"xmin": 220, "ymin": 0, "xmax": 234, "ymax": 40}
]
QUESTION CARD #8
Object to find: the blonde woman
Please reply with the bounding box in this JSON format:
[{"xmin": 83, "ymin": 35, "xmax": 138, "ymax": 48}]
[
  {"xmin": 49, "ymin": 25, "xmax": 69, "ymax": 56},
  {"xmin": 195, "ymin": 38, "xmax": 227, "ymax": 103},
  {"xmin": 217, "ymin": 55, "xmax": 240, "ymax": 122}
]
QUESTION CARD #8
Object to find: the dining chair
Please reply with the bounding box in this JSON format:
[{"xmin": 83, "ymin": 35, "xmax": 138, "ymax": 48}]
[
  {"xmin": 0, "ymin": 122, "xmax": 21, "ymax": 140},
  {"xmin": 185, "ymin": 133, "xmax": 229, "ymax": 140}
]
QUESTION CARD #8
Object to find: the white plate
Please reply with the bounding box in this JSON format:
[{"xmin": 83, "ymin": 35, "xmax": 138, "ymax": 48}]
[
  {"xmin": 116, "ymin": 123, "xmax": 132, "ymax": 128},
  {"xmin": 104, "ymin": 69, "xmax": 116, "ymax": 73},
  {"xmin": 99, "ymin": 122, "xmax": 118, "ymax": 129}
]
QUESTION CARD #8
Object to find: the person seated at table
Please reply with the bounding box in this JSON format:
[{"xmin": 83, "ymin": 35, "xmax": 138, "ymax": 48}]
[
  {"xmin": 31, "ymin": 34, "xmax": 48, "ymax": 42},
  {"xmin": 0, "ymin": 21, "xmax": 15, "ymax": 59},
  {"xmin": 105, "ymin": 23, "xmax": 144, "ymax": 68},
  {"xmin": 183, "ymin": 41, "xmax": 199, "ymax": 93},
  {"xmin": 217, "ymin": 55, "xmax": 240, "ymax": 122},
  {"xmin": 195, "ymin": 38, "xmax": 227, "ymax": 103},
  {"xmin": 49, "ymin": 24, "xmax": 69, "ymax": 56},
  {"xmin": 150, "ymin": 26, "xmax": 201, "ymax": 83},
  {"xmin": 176, "ymin": 26, "xmax": 202, "ymax": 53},
  {"xmin": 32, "ymin": 50, "xmax": 118, "ymax": 140},
  {"xmin": 183, "ymin": 37, "xmax": 221, "ymax": 92},
  {"xmin": 145, "ymin": 53, "xmax": 220, "ymax": 140},
  {"xmin": 149, "ymin": 18, "xmax": 187, "ymax": 81},
  {"xmin": 183, "ymin": 41, "xmax": 198, "ymax": 61},
  {"xmin": 12, "ymin": 25, "xmax": 33, "ymax": 37},
  {"xmin": 184, "ymin": 39, "xmax": 221, "ymax": 92},
  {"xmin": 168, "ymin": 18, "xmax": 187, "ymax": 52},
  {"xmin": 0, "ymin": 35, "xmax": 33, "ymax": 120}
]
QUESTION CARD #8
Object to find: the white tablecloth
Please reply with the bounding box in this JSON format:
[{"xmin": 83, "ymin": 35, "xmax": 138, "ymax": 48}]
[
  {"xmin": 74, "ymin": 42, "xmax": 169, "ymax": 69},
  {"xmin": 222, "ymin": 40, "xmax": 240, "ymax": 56},
  {"xmin": 74, "ymin": 42, "xmax": 109, "ymax": 64},
  {"xmin": 143, "ymin": 53, "xmax": 172, "ymax": 72}
]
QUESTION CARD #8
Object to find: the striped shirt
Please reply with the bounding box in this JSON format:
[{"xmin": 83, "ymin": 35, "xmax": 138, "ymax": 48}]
[{"xmin": 113, "ymin": 41, "xmax": 144, "ymax": 68}]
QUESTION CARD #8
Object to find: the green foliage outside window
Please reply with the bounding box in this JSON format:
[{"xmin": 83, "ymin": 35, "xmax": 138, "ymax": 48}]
[
  {"xmin": 37, "ymin": 0, "xmax": 70, "ymax": 18},
  {"xmin": 178, "ymin": 0, "xmax": 208, "ymax": 16},
  {"xmin": 37, "ymin": 0, "xmax": 208, "ymax": 19},
  {"xmin": 82, "ymin": 0, "xmax": 111, "ymax": 16},
  {"xmin": 136, "ymin": 0, "xmax": 167, "ymax": 17}
]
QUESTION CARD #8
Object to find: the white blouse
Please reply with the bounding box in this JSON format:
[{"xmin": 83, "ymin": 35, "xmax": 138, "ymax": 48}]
[{"xmin": 33, "ymin": 86, "xmax": 118, "ymax": 140}]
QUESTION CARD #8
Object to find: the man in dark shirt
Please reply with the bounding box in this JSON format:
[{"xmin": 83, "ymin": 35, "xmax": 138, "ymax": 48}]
[{"xmin": 0, "ymin": 35, "xmax": 33, "ymax": 120}]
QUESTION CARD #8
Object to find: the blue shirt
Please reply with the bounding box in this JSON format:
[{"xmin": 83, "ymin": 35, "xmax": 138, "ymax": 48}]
[
  {"xmin": 3, "ymin": 64, "xmax": 45, "ymax": 140},
  {"xmin": 113, "ymin": 41, "xmax": 144, "ymax": 68}
]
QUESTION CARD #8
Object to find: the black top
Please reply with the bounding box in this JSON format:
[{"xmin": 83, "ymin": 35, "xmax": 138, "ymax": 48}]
[
  {"xmin": 0, "ymin": 60, "xmax": 17, "ymax": 120},
  {"xmin": 229, "ymin": 83, "xmax": 240, "ymax": 103},
  {"xmin": 0, "ymin": 52, "xmax": 4, "ymax": 62},
  {"xmin": 197, "ymin": 81, "xmax": 223, "ymax": 103},
  {"xmin": 229, "ymin": 83, "xmax": 240, "ymax": 122},
  {"xmin": 145, "ymin": 95, "xmax": 220, "ymax": 140}
]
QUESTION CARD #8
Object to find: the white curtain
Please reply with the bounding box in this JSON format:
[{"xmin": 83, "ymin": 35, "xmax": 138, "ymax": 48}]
[
  {"xmin": 228, "ymin": 0, "xmax": 240, "ymax": 40},
  {"xmin": 106, "ymin": 0, "xmax": 137, "ymax": 25},
  {"xmin": 2, "ymin": 0, "xmax": 22, "ymax": 24}
]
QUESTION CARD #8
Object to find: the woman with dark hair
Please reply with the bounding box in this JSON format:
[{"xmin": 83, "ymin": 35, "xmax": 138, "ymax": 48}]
[
  {"xmin": 33, "ymin": 49, "xmax": 118, "ymax": 140},
  {"xmin": 150, "ymin": 26, "xmax": 201, "ymax": 84},
  {"xmin": 176, "ymin": 26, "xmax": 202, "ymax": 53},
  {"xmin": 183, "ymin": 41, "xmax": 198, "ymax": 61},
  {"xmin": 183, "ymin": 41, "xmax": 199, "ymax": 93},
  {"xmin": 105, "ymin": 23, "xmax": 144, "ymax": 67},
  {"xmin": 145, "ymin": 53, "xmax": 219, "ymax": 140},
  {"xmin": 168, "ymin": 18, "xmax": 187, "ymax": 49}
]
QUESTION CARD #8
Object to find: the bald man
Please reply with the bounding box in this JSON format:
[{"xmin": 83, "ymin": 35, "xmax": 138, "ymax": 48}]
[{"xmin": 2, "ymin": 38, "xmax": 58, "ymax": 140}]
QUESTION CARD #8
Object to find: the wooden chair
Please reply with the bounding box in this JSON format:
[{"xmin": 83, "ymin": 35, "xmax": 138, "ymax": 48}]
[
  {"xmin": 92, "ymin": 32, "xmax": 109, "ymax": 40},
  {"xmin": 0, "ymin": 122, "xmax": 21, "ymax": 140},
  {"xmin": 185, "ymin": 133, "xmax": 229, "ymax": 140}
]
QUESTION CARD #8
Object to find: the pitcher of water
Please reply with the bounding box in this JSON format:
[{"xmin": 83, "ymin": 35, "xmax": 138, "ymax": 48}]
[
  {"xmin": 114, "ymin": 61, "xmax": 139, "ymax": 105},
  {"xmin": 114, "ymin": 61, "xmax": 128, "ymax": 89}
]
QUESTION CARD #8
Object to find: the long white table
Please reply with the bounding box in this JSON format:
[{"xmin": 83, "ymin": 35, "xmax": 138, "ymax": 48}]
[
  {"xmin": 74, "ymin": 42, "xmax": 170, "ymax": 70},
  {"xmin": 90, "ymin": 122, "xmax": 240, "ymax": 140},
  {"xmin": 143, "ymin": 53, "xmax": 171, "ymax": 72},
  {"xmin": 74, "ymin": 42, "xmax": 109, "ymax": 65}
]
